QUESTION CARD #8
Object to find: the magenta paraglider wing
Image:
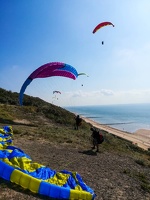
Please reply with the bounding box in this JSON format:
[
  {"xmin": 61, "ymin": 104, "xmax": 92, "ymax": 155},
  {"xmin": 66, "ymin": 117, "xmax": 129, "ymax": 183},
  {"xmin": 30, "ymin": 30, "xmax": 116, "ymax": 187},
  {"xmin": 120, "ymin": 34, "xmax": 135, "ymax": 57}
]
[
  {"xmin": 49, "ymin": 69, "xmax": 76, "ymax": 80},
  {"xmin": 29, "ymin": 62, "xmax": 64, "ymax": 79},
  {"xmin": 19, "ymin": 62, "xmax": 78, "ymax": 105}
]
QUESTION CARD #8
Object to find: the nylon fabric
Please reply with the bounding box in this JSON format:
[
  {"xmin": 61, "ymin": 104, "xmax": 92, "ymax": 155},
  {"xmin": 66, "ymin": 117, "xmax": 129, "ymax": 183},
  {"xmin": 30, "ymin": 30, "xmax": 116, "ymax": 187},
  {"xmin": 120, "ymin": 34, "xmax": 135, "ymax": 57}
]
[{"xmin": 0, "ymin": 126, "xmax": 96, "ymax": 199}]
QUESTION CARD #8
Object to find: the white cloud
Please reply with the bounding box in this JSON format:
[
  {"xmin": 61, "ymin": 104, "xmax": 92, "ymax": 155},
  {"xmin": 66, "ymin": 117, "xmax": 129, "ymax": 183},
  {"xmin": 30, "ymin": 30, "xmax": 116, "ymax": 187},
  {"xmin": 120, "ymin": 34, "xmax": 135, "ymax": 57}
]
[
  {"xmin": 101, "ymin": 89, "xmax": 114, "ymax": 96},
  {"xmin": 58, "ymin": 89, "xmax": 150, "ymax": 106},
  {"xmin": 65, "ymin": 89, "xmax": 114, "ymax": 98}
]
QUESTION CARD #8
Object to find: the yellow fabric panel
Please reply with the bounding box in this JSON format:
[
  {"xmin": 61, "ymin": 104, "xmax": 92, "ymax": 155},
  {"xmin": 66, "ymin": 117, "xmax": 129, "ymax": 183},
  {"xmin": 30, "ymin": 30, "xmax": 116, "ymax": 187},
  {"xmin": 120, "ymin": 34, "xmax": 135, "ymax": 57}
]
[
  {"xmin": 0, "ymin": 144, "xmax": 4, "ymax": 150},
  {"xmin": 2, "ymin": 158, "xmax": 12, "ymax": 165},
  {"xmin": 3, "ymin": 143, "xmax": 11, "ymax": 149},
  {"xmin": 10, "ymin": 157, "xmax": 43, "ymax": 172},
  {"xmin": 74, "ymin": 185, "xmax": 83, "ymax": 191},
  {"xmin": 5, "ymin": 149, "xmax": 12, "ymax": 153},
  {"xmin": 30, "ymin": 162, "xmax": 44, "ymax": 171},
  {"xmin": 2, "ymin": 136, "xmax": 11, "ymax": 141},
  {"xmin": 9, "ymin": 126, "xmax": 13, "ymax": 134},
  {"xmin": 11, "ymin": 169, "xmax": 41, "ymax": 193},
  {"xmin": 0, "ymin": 129, "xmax": 5, "ymax": 134},
  {"xmin": 28, "ymin": 176, "xmax": 41, "ymax": 193},
  {"xmin": 11, "ymin": 169, "xmax": 29, "ymax": 188},
  {"xmin": 0, "ymin": 149, "xmax": 12, "ymax": 153},
  {"xmin": 46, "ymin": 172, "xmax": 70, "ymax": 186},
  {"xmin": 70, "ymin": 189, "xmax": 93, "ymax": 200},
  {"xmin": 10, "ymin": 157, "xmax": 32, "ymax": 169}
]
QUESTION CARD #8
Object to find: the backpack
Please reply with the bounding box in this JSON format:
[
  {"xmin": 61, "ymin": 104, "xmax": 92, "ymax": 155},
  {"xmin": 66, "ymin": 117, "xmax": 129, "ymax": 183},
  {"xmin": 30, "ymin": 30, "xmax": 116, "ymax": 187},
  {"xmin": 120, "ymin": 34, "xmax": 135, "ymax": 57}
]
[{"xmin": 99, "ymin": 133, "xmax": 104, "ymax": 143}]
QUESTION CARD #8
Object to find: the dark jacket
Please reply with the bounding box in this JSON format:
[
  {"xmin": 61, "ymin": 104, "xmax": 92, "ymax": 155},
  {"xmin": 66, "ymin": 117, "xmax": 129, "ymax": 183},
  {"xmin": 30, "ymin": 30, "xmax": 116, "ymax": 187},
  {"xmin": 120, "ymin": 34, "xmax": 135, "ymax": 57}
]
[
  {"xmin": 91, "ymin": 129, "xmax": 104, "ymax": 144},
  {"xmin": 75, "ymin": 116, "xmax": 82, "ymax": 126}
]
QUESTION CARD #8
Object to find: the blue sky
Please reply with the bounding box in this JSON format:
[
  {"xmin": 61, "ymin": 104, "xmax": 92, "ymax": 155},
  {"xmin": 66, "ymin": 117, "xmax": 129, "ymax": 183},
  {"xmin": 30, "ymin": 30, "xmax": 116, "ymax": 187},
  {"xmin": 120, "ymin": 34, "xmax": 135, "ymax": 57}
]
[{"xmin": 1, "ymin": 0, "xmax": 150, "ymax": 106}]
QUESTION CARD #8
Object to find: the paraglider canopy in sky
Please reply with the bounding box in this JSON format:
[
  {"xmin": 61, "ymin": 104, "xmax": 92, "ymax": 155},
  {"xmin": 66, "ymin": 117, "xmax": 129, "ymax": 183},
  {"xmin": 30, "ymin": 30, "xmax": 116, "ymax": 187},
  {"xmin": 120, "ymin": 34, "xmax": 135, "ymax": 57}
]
[
  {"xmin": 53, "ymin": 90, "xmax": 61, "ymax": 94},
  {"xmin": 78, "ymin": 73, "xmax": 89, "ymax": 77},
  {"xmin": 19, "ymin": 62, "xmax": 86, "ymax": 106},
  {"xmin": 92, "ymin": 21, "xmax": 114, "ymax": 34}
]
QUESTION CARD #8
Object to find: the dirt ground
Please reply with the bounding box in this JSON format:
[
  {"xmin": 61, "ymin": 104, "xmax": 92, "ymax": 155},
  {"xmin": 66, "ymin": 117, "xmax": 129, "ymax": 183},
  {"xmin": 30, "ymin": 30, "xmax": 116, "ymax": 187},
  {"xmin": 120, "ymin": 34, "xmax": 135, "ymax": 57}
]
[{"xmin": 1, "ymin": 134, "xmax": 150, "ymax": 200}]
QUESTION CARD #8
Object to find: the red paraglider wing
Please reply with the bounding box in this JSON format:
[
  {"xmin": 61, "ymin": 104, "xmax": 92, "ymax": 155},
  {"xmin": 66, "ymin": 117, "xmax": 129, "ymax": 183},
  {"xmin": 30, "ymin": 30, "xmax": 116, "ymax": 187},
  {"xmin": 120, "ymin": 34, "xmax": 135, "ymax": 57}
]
[{"xmin": 93, "ymin": 21, "xmax": 114, "ymax": 34}]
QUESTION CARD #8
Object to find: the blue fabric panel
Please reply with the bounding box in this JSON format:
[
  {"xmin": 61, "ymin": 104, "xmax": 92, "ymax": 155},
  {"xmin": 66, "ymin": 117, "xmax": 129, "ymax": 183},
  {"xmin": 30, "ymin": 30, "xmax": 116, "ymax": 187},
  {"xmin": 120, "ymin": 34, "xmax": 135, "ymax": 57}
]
[
  {"xmin": 38, "ymin": 181, "xmax": 50, "ymax": 196},
  {"xmin": 3, "ymin": 126, "xmax": 11, "ymax": 133},
  {"xmin": 76, "ymin": 173, "xmax": 94, "ymax": 194},
  {"xmin": 0, "ymin": 139, "xmax": 12, "ymax": 144},
  {"xmin": 7, "ymin": 145, "xmax": 25, "ymax": 153},
  {"xmin": 0, "ymin": 133, "xmax": 9, "ymax": 138},
  {"xmin": 0, "ymin": 150, "xmax": 11, "ymax": 158},
  {"xmin": 39, "ymin": 181, "xmax": 70, "ymax": 199},
  {"xmin": 0, "ymin": 160, "xmax": 14, "ymax": 181},
  {"xmin": 0, "ymin": 141, "xmax": 5, "ymax": 145},
  {"xmin": 61, "ymin": 170, "xmax": 77, "ymax": 189},
  {"xmin": 8, "ymin": 149, "xmax": 31, "ymax": 160},
  {"xmin": 63, "ymin": 64, "xmax": 78, "ymax": 77},
  {"xmin": 19, "ymin": 78, "xmax": 32, "ymax": 105},
  {"xmin": 29, "ymin": 167, "xmax": 56, "ymax": 180},
  {"xmin": 0, "ymin": 160, "xmax": 6, "ymax": 176}
]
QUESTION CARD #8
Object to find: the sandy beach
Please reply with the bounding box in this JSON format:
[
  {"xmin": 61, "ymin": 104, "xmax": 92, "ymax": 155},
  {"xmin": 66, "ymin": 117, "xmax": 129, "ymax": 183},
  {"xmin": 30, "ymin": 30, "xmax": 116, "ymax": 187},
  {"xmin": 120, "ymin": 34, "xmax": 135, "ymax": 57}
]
[{"xmin": 82, "ymin": 116, "xmax": 150, "ymax": 151}]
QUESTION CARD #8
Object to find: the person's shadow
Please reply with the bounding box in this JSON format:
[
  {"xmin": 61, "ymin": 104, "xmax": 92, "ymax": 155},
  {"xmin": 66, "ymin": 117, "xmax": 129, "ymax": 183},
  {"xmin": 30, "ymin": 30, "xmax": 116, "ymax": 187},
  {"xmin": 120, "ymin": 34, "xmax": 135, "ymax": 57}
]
[{"xmin": 78, "ymin": 149, "xmax": 97, "ymax": 156}]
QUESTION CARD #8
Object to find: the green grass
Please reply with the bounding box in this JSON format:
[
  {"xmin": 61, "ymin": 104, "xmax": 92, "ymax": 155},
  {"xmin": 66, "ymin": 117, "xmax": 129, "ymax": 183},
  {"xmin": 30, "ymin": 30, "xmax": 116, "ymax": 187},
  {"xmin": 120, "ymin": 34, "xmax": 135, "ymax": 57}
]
[
  {"xmin": 1, "ymin": 87, "xmax": 150, "ymax": 197},
  {"xmin": 0, "ymin": 87, "xmax": 150, "ymax": 163},
  {"xmin": 123, "ymin": 169, "xmax": 150, "ymax": 192}
]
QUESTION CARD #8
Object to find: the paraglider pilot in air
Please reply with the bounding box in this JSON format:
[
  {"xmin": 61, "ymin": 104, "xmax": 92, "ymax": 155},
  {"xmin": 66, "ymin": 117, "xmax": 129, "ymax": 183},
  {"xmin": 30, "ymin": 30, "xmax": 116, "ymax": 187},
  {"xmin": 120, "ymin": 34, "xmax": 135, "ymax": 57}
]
[
  {"xmin": 90, "ymin": 127, "xmax": 104, "ymax": 152},
  {"xmin": 74, "ymin": 115, "xmax": 82, "ymax": 130}
]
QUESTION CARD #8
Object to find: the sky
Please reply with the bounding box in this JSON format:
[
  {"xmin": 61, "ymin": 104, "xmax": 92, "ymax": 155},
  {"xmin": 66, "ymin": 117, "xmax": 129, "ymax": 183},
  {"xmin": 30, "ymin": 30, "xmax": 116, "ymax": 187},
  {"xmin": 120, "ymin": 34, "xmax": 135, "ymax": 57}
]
[{"xmin": 1, "ymin": 0, "xmax": 150, "ymax": 107}]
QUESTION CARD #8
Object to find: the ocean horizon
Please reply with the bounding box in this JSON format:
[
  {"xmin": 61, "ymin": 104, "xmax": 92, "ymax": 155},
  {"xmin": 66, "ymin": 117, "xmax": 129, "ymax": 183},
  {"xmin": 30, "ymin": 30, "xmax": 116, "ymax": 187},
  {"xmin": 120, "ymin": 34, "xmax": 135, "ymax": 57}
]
[{"xmin": 64, "ymin": 103, "xmax": 150, "ymax": 133}]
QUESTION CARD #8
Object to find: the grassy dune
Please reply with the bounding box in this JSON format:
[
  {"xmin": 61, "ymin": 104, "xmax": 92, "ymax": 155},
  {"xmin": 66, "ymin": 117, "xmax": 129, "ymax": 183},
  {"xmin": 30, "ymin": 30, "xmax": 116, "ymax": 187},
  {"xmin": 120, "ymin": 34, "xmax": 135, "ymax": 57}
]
[{"xmin": 0, "ymin": 88, "xmax": 150, "ymax": 199}]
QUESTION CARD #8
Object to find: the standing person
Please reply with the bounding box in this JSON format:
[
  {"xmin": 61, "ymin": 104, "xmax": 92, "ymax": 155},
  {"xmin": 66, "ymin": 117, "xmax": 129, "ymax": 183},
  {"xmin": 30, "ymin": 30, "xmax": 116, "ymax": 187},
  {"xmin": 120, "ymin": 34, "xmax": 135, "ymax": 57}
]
[
  {"xmin": 90, "ymin": 127, "xmax": 104, "ymax": 152},
  {"xmin": 74, "ymin": 115, "xmax": 82, "ymax": 130}
]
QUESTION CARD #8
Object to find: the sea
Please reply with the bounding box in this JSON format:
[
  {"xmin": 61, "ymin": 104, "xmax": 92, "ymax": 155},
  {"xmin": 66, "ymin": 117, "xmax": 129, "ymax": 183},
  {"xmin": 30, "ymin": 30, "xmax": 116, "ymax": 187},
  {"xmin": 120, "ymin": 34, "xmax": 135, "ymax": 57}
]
[{"xmin": 64, "ymin": 103, "xmax": 150, "ymax": 133}]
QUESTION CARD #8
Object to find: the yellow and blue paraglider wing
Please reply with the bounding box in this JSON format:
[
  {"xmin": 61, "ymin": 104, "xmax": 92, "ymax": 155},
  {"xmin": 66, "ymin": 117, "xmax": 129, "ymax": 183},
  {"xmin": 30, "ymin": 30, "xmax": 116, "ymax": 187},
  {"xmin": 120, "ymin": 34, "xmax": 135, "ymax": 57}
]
[{"xmin": 0, "ymin": 126, "xmax": 96, "ymax": 200}]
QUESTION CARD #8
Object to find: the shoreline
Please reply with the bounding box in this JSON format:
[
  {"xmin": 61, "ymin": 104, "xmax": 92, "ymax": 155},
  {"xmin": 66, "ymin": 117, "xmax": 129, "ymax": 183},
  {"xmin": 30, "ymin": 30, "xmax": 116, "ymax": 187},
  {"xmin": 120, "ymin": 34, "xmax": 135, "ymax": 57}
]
[{"xmin": 82, "ymin": 116, "xmax": 150, "ymax": 151}]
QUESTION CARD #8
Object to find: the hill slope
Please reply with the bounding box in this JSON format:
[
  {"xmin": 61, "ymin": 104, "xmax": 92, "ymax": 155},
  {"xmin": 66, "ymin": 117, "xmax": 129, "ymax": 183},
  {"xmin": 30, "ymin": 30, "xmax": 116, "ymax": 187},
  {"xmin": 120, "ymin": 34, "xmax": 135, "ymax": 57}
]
[{"xmin": 0, "ymin": 88, "xmax": 150, "ymax": 200}]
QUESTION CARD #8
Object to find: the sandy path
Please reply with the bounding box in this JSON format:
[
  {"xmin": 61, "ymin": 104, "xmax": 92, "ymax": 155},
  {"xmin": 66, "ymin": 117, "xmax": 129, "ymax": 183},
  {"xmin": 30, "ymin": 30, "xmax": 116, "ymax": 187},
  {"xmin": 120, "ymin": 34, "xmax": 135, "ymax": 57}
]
[{"xmin": 82, "ymin": 117, "xmax": 150, "ymax": 151}]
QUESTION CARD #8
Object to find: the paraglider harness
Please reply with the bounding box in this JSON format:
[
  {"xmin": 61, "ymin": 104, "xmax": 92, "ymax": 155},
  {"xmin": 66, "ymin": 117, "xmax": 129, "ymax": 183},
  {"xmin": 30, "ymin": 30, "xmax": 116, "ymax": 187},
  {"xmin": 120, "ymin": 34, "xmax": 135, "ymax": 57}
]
[
  {"xmin": 91, "ymin": 128, "xmax": 104, "ymax": 144},
  {"xmin": 99, "ymin": 132, "xmax": 104, "ymax": 144}
]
